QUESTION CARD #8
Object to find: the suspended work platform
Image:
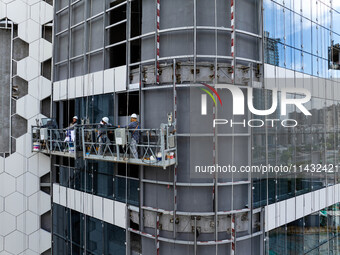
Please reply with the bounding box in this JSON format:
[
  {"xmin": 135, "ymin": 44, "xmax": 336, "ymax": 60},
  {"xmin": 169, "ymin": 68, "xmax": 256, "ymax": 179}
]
[{"xmin": 31, "ymin": 123, "xmax": 177, "ymax": 169}]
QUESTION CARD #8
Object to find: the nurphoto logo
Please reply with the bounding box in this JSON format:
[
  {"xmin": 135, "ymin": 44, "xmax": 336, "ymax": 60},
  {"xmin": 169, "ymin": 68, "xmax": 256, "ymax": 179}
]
[{"xmin": 199, "ymin": 83, "xmax": 312, "ymax": 128}]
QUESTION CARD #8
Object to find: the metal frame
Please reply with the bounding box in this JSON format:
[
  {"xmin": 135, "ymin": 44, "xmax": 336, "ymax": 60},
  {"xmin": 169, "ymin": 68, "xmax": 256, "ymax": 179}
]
[
  {"xmin": 31, "ymin": 126, "xmax": 80, "ymax": 159},
  {"xmin": 81, "ymin": 124, "xmax": 176, "ymax": 169}
]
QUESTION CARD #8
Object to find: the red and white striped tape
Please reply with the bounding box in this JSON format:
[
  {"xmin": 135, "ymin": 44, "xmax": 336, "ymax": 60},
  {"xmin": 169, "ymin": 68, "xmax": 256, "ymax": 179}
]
[
  {"xmin": 231, "ymin": 214, "xmax": 235, "ymax": 255},
  {"xmin": 156, "ymin": 213, "xmax": 160, "ymax": 255},
  {"xmin": 231, "ymin": 0, "xmax": 235, "ymax": 83},
  {"xmin": 174, "ymin": 64, "xmax": 178, "ymax": 216},
  {"xmin": 156, "ymin": 0, "xmax": 160, "ymax": 84}
]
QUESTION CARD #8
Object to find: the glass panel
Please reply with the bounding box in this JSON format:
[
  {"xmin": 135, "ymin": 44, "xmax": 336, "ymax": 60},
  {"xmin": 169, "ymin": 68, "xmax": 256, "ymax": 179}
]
[
  {"xmin": 71, "ymin": 210, "xmax": 84, "ymax": 248},
  {"xmin": 86, "ymin": 217, "xmax": 103, "ymax": 255},
  {"xmin": 104, "ymin": 223, "xmax": 126, "ymax": 255}
]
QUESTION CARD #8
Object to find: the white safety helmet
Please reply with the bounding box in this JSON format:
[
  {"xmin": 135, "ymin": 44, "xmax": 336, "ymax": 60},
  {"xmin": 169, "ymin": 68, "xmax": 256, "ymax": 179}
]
[
  {"xmin": 131, "ymin": 113, "xmax": 138, "ymax": 119},
  {"xmin": 102, "ymin": 117, "xmax": 109, "ymax": 123},
  {"xmin": 73, "ymin": 116, "xmax": 78, "ymax": 120}
]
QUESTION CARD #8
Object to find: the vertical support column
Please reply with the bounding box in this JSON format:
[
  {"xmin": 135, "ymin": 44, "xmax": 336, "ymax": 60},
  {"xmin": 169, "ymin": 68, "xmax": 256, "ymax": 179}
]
[
  {"xmin": 156, "ymin": 213, "xmax": 160, "ymax": 255},
  {"xmin": 231, "ymin": 214, "xmax": 236, "ymax": 255},
  {"xmin": 126, "ymin": 0, "xmax": 131, "ymax": 89},
  {"xmin": 126, "ymin": 206, "xmax": 131, "ymax": 255},
  {"xmin": 155, "ymin": 0, "xmax": 160, "ymax": 84},
  {"xmin": 173, "ymin": 59, "xmax": 177, "ymax": 238},
  {"xmin": 193, "ymin": 0, "xmax": 197, "ymax": 82},
  {"xmin": 231, "ymin": 0, "xmax": 235, "ymax": 84},
  {"xmin": 9, "ymin": 21, "xmax": 13, "ymax": 153},
  {"xmin": 230, "ymin": 1, "xmax": 236, "ymax": 253}
]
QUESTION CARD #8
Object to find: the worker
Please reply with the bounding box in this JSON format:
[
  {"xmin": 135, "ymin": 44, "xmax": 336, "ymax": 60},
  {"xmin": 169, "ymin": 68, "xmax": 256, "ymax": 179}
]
[
  {"xmin": 69, "ymin": 116, "xmax": 78, "ymax": 128},
  {"xmin": 119, "ymin": 113, "xmax": 140, "ymax": 159},
  {"xmin": 65, "ymin": 116, "xmax": 78, "ymax": 143},
  {"xmin": 98, "ymin": 117, "xmax": 113, "ymax": 154}
]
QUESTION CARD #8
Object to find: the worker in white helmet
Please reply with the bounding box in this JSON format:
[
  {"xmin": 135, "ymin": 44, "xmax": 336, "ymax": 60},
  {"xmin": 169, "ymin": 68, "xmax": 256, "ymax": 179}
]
[
  {"xmin": 98, "ymin": 117, "xmax": 113, "ymax": 154},
  {"xmin": 69, "ymin": 116, "xmax": 78, "ymax": 128},
  {"xmin": 119, "ymin": 113, "xmax": 140, "ymax": 159},
  {"xmin": 64, "ymin": 116, "xmax": 78, "ymax": 148}
]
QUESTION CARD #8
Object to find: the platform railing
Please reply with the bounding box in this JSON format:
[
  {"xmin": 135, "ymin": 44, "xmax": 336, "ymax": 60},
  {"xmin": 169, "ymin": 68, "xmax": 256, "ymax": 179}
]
[
  {"xmin": 82, "ymin": 123, "xmax": 176, "ymax": 168},
  {"xmin": 32, "ymin": 126, "xmax": 81, "ymax": 158},
  {"xmin": 32, "ymin": 124, "xmax": 176, "ymax": 168}
]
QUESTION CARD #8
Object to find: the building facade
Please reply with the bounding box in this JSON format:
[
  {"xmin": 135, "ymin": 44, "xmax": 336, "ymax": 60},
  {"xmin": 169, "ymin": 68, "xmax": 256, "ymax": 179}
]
[{"xmin": 26, "ymin": 0, "xmax": 340, "ymax": 254}]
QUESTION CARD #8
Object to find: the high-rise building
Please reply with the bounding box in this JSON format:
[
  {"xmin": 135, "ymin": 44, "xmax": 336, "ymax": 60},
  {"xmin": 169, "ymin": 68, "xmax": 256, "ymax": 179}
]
[{"xmin": 3, "ymin": 0, "xmax": 340, "ymax": 254}]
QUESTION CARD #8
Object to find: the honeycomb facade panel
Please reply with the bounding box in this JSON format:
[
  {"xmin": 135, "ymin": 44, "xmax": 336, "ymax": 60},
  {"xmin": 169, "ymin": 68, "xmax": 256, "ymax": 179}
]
[
  {"xmin": 7, "ymin": 1, "xmax": 28, "ymax": 24},
  {"xmin": 0, "ymin": 1, "xmax": 52, "ymax": 254},
  {"xmin": 18, "ymin": 19, "xmax": 41, "ymax": 43}
]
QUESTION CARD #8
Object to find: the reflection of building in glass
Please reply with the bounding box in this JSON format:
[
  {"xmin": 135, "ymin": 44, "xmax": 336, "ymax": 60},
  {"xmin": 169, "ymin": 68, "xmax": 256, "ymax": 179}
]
[
  {"xmin": 264, "ymin": 31, "xmax": 280, "ymax": 66},
  {"xmin": 329, "ymin": 41, "xmax": 340, "ymax": 70}
]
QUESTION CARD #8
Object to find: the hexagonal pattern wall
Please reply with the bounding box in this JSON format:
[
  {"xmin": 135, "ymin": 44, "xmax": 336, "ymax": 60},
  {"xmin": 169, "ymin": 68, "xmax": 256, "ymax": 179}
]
[{"xmin": 0, "ymin": 0, "xmax": 52, "ymax": 254}]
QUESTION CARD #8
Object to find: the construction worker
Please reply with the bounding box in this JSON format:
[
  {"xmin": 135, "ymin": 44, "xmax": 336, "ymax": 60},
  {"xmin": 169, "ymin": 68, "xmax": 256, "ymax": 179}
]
[
  {"xmin": 98, "ymin": 117, "xmax": 113, "ymax": 154},
  {"xmin": 119, "ymin": 114, "xmax": 140, "ymax": 159},
  {"xmin": 64, "ymin": 116, "xmax": 78, "ymax": 152},
  {"xmin": 69, "ymin": 116, "xmax": 78, "ymax": 128}
]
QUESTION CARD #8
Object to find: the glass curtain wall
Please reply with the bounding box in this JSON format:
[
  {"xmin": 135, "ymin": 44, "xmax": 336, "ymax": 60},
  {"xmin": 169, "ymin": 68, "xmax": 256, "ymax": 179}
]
[
  {"xmin": 268, "ymin": 203, "xmax": 340, "ymax": 254},
  {"xmin": 256, "ymin": 0, "xmax": 340, "ymax": 208},
  {"xmin": 52, "ymin": 203, "xmax": 126, "ymax": 255}
]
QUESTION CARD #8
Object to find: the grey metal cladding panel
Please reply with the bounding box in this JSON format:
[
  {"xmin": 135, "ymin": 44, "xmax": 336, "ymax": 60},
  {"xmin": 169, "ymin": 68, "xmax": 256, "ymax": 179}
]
[
  {"xmin": 71, "ymin": 1, "xmax": 85, "ymax": 26},
  {"xmin": 189, "ymin": 136, "xmax": 213, "ymax": 169},
  {"xmin": 196, "ymin": 0, "xmax": 230, "ymax": 27},
  {"xmin": 236, "ymin": 0, "xmax": 260, "ymax": 34},
  {"xmin": 56, "ymin": 34, "xmax": 69, "ymax": 62},
  {"xmin": 217, "ymin": 185, "xmax": 248, "ymax": 211},
  {"xmin": 160, "ymin": 0, "xmax": 193, "ymax": 29},
  {"xmin": 159, "ymin": 241, "xmax": 194, "ymax": 255},
  {"xmin": 89, "ymin": 17, "xmax": 104, "ymax": 51},
  {"xmin": 232, "ymin": 184, "xmax": 249, "ymax": 210},
  {"xmin": 217, "ymin": 0, "xmax": 230, "ymax": 27},
  {"xmin": 236, "ymin": 238, "xmax": 256, "ymax": 255},
  {"xmin": 142, "ymin": 0, "xmax": 155, "ymax": 34},
  {"xmin": 216, "ymin": 89, "xmax": 249, "ymax": 134},
  {"xmin": 176, "ymin": 137, "xmax": 191, "ymax": 182},
  {"xmin": 90, "ymin": 51, "xmax": 104, "ymax": 72},
  {"xmin": 217, "ymin": 186, "xmax": 232, "ymax": 211},
  {"xmin": 57, "ymin": 0, "xmax": 69, "ymax": 11},
  {"xmin": 70, "ymin": 58, "xmax": 84, "ymax": 77},
  {"xmin": 189, "ymin": 87, "xmax": 213, "ymax": 134},
  {"xmin": 200, "ymin": 243, "xmax": 230, "ymax": 255},
  {"xmin": 160, "ymin": 31, "xmax": 194, "ymax": 57},
  {"xmin": 177, "ymin": 137, "xmax": 216, "ymax": 184},
  {"xmin": 236, "ymin": 34, "xmax": 260, "ymax": 60},
  {"xmin": 88, "ymin": 0, "xmax": 105, "ymax": 17},
  {"xmin": 197, "ymin": 30, "xmax": 216, "ymax": 55},
  {"xmin": 71, "ymin": 25, "xmax": 85, "ymax": 57},
  {"xmin": 197, "ymin": 0, "xmax": 215, "ymax": 26},
  {"xmin": 56, "ymin": 63, "xmax": 68, "ymax": 81},
  {"xmin": 141, "ymin": 36, "xmax": 155, "ymax": 61},
  {"xmin": 142, "ymin": 234, "xmax": 156, "ymax": 255},
  {"xmin": 176, "ymin": 88, "xmax": 190, "ymax": 134},
  {"xmin": 57, "ymin": 10, "xmax": 69, "ymax": 33},
  {"xmin": 144, "ymin": 183, "xmax": 174, "ymax": 210},
  {"xmin": 143, "ymin": 166, "xmax": 174, "ymax": 182},
  {"xmin": 197, "ymin": 31, "xmax": 231, "ymax": 57},
  {"xmin": 0, "ymin": 29, "xmax": 11, "ymax": 153},
  {"xmin": 143, "ymin": 89, "xmax": 173, "ymax": 128},
  {"xmin": 217, "ymin": 31, "xmax": 231, "ymax": 57},
  {"xmin": 177, "ymin": 186, "xmax": 213, "ymax": 211},
  {"xmin": 248, "ymin": 235, "xmax": 262, "ymax": 255},
  {"xmin": 226, "ymin": 136, "xmax": 249, "ymax": 168}
]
